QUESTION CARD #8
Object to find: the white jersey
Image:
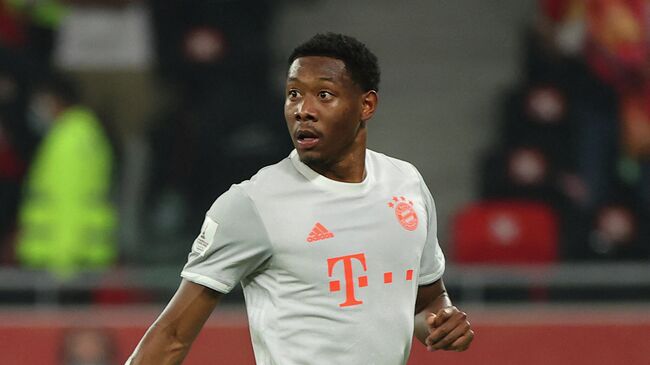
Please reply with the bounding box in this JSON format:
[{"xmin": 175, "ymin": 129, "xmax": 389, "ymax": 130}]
[{"xmin": 181, "ymin": 149, "xmax": 445, "ymax": 365}]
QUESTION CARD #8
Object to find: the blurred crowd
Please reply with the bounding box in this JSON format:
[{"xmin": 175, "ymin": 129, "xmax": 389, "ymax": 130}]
[
  {"xmin": 0, "ymin": 0, "xmax": 649, "ymax": 280},
  {"xmin": 458, "ymin": 0, "xmax": 650, "ymax": 263},
  {"xmin": 0, "ymin": 0, "xmax": 288, "ymax": 278}
]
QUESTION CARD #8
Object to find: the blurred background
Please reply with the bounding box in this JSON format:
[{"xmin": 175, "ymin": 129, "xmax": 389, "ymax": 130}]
[{"xmin": 0, "ymin": 0, "xmax": 649, "ymax": 364}]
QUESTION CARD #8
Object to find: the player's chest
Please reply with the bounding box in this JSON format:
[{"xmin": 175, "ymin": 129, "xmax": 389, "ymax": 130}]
[{"xmin": 259, "ymin": 185, "xmax": 428, "ymax": 279}]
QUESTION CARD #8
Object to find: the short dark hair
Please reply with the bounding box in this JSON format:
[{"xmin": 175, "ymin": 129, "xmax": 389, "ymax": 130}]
[{"xmin": 288, "ymin": 33, "xmax": 380, "ymax": 92}]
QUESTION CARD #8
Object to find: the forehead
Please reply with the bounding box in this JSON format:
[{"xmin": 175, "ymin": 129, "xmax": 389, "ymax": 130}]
[{"xmin": 287, "ymin": 56, "xmax": 351, "ymax": 84}]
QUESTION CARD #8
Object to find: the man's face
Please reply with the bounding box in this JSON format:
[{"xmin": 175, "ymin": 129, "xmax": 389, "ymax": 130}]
[{"xmin": 284, "ymin": 56, "xmax": 368, "ymax": 168}]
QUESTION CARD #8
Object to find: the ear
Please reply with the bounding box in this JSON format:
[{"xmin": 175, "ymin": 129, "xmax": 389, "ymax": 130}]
[{"xmin": 360, "ymin": 90, "xmax": 378, "ymax": 122}]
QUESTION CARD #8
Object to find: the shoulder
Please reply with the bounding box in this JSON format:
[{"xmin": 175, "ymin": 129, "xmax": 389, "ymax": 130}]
[
  {"xmin": 47, "ymin": 107, "xmax": 107, "ymax": 154},
  {"xmin": 58, "ymin": 106, "xmax": 100, "ymax": 130},
  {"xmin": 367, "ymin": 149, "xmax": 422, "ymax": 181},
  {"xmin": 207, "ymin": 154, "xmax": 296, "ymax": 211},
  {"xmin": 204, "ymin": 182, "xmax": 270, "ymax": 242},
  {"xmin": 53, "ymin": 107, "xmax": 104, "ymax": 142},
  {"xmin": 368, "ymin": 150, "xmax": 434, "ymax": 206},
  {"xmin": 207, "ymin": 183, "xmax": 252, "ymax": 214},
  {"xmin": 235, "ymin": 154, "xmax": 303, "ymax": 196}
]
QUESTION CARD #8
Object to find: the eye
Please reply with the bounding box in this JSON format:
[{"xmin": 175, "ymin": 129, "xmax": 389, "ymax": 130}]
[
  {"xmin": 318, "ymin": 91, "xmax": 333, "ymax": 100},
  {"xmin": 287, "ymin": 89, "xmax": 300, "ymax": 99}
]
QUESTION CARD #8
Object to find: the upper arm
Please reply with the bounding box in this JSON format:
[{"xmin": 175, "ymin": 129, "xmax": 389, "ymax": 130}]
[
  {"xmin": 128, "ymin": 280, "xmax": 222, "ymax": 364},
  {"xmin": 181, "ymin": 185, "xmax": 273, "ymax": 293},
  {"xmin": 415, "ymin": 279, "xmax": 447, "ymax": 314},
  {"xmin": 155, "ymin": 279, "xmax": 223, "ymax": 334}
]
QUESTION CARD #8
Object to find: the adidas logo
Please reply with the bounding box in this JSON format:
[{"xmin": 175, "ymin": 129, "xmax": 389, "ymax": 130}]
[{"xmin": 307, "ymin": 222, "xmax": 334, "ymax": 243}]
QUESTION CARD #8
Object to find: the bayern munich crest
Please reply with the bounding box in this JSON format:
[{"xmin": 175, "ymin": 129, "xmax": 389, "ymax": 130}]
[{"xmin": 387, "ymin": 196, "xmax": 418, "ymax": 231}]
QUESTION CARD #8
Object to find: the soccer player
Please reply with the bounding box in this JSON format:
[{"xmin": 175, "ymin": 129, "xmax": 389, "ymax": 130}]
[{"xmin": 127, "ymin": 33, "xmax": 474, "ymax": 365}]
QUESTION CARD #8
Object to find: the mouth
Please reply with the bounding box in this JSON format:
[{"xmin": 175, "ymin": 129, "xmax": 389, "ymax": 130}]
[{"xmin": 295, "ymin": 129, "xmax": 320, "ymax": 149}]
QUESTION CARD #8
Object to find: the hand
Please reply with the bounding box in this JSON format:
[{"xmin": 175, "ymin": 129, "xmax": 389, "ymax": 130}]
[{"xmin": 425, "ymin": 306, "xmax": 474, "ymax": 352}]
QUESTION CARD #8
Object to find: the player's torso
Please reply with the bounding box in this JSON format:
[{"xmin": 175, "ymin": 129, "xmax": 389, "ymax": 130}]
[
  {"xmin": 260, "ymin": 181, "xmax": 427, "ymax": 308},
  {"xmin": 241, "ymin": 152, "xmax": 429, "ymax": 364}
]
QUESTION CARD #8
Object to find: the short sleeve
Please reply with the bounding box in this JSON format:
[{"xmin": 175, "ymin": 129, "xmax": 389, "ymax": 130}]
[
  {"xmin": 414, "ymin": 167, "xmax": 446, "ymax": 285},
  {"xmin": 181, "ymin": 185, "xmax": 272, "ymax": 293}
]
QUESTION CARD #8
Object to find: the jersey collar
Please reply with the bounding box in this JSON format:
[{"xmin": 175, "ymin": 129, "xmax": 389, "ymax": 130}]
[{"xmin": 289, "ymin": 149, "xmax": 374, "ymax": 194}]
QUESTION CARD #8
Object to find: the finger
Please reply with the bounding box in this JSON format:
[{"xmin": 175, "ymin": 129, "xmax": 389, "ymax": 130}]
[
  {"xmin": 433, "ymin": 306, "xmax": 457, "ymax": 327},
  {"xmin": 426, "ymin": 313, "xmax": 437, "ymax": 327},
  {"xmin": 448, "ymin": 329, "xmax": 475, "ymax": 352},
  {"xmin": 426, "ymin": 320, "xmax": 457, "ymax": 348},
  {"xmin": 432, "ymin": 306, "xmax": 465, "ymax": 330},
  {"xmin": 426, "ymin": 311, "xmax": 469, "ymax": 348},
  {"xmin": 428, "ymin": 321, "xmax": 471, "ymax": 351}
]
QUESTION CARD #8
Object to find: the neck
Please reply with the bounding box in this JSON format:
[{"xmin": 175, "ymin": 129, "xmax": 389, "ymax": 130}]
[
  {"xmin": 308, "ymin": 132, "xmax": 367, "ymax": 183},
  {"xmin": 312, "ymin": 151, "xmax": 366, "ymax": 183}
]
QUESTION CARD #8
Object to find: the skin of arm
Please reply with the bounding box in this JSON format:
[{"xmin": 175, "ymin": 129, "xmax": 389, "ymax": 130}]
[
  {"xmin": 414, "ymin": 279, "xmax": 474, "ymax": 352},
  {"xmin": 128, "ymin": 279, "xmax": 222, "ymax": 365}
]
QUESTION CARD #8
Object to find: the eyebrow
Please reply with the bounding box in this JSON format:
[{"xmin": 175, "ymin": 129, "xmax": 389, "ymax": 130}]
[{"xmin": 287, "ymin": 76, "xmax": 336, "ymax": 82}]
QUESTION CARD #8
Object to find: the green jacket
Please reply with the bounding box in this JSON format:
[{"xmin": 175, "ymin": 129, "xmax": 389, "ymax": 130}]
[{"xmin": 17, "ymin": 106, "xmax": 116, "ymax": 278}]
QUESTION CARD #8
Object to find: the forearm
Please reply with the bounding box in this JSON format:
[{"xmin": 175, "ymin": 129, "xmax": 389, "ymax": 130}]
[
  {"xmin": 129, "ymin": 321, "xmax": 193, "ymax": 365},
  {"xmin": 128, "ymin": 280, "xmax": 222, "ymax": 365},
  {"xmin": 414, "ymin": 290, "xmax": 452, "ymax": 345}
]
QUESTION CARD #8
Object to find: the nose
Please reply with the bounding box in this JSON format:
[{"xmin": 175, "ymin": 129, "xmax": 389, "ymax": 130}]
[{"xmin": 294, "ymin": 98, "xmax": 317, "ymax": 122}]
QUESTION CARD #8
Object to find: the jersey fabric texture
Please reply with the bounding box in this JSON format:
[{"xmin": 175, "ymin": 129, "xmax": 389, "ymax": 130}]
[{"xmin": 181, "ymin": 149, "xmax": 445, "ymax": 365}]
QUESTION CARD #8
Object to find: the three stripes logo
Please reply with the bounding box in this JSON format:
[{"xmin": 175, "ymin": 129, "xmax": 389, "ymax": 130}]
[{"xmin": 307, "ymin": 222, "xmax": 334, "ymax": 243}]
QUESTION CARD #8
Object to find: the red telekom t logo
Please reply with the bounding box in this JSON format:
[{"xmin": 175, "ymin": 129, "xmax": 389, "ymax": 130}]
[{"xmin": 327, "ymin": 253, "xmax": 368, "ymax": 307}]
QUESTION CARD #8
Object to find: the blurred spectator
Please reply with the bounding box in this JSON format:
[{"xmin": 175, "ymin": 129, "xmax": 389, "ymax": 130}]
[
  {"xmin": 52, "ymin": 0, "xmax": 156, "ymax": 262},
  {"xmin": 16, "ymin": 74, "xmax": 116, "ymax": 278},
  {"xmin": 583, "ymin": 0, "xmax": 650, "ymax": 248},
  {"xmin": 142, "ymin": 0, "xmax": 288, "ymax": 262},
  {"xmin": 478, "ymin": 0, "xmax": 650, "ymax": 259},
  {"xmin": 4, "ymin": 0, "xmax": 66, "ymax": 66},
  {"xmin": 534, "ymin": 0, "xmax": 621, "ymax": 212},
  {"xmin": 60, "ymin": 328, "xmax": 116, "ymax": 365}
]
